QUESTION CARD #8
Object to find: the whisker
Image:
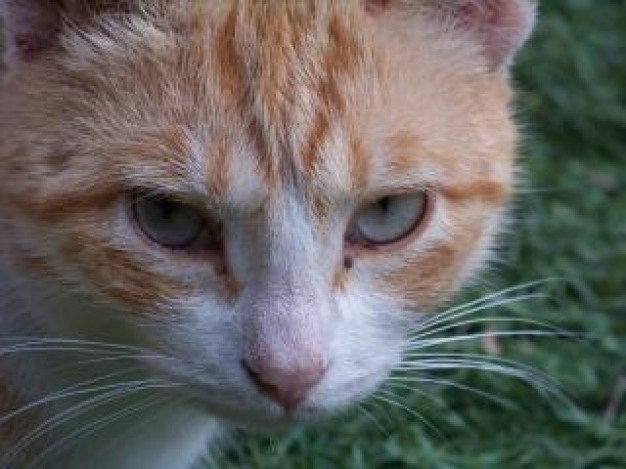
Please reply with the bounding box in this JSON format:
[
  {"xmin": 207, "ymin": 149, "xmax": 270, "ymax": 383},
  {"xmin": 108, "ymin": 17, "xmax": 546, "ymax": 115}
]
[
  {"xmin": 409, "ymin": 330, "xmax": 565, "ymax": 350},
  {"xmin": 382, "ymin": 379, "xmax": 460, "ymax": 413},
  {"xmin": 399, "ymin": 352, "xmax": 567, "ymax": 400},
  {"xmin": 360, "ymin": 396, "xmax": 397, "ymax": 429},
  {"xmin": 356, "ymin": 403, "xmax": 389, "ymax": 436},
  {"xmin": 0, "ymin": 337, "xmax": 154, "ymax": 354},
  {"xmin": 396, "ymin": 358, "xmax": 564, "ymax": 402},
  {"xmin": 92, "ymin": 395, "xmax": 187, "ymax": 463},
  {"xmin": 399, "ymin": 354, "xmax": 550, "ymax": 379},
  {"xmin": 386, "ymin": 374, "xmax": 514, "ymax": 409},
  {"xmin": 0, "ymin": 338, "xmax": 180, "ymax": 372},
  {"xmin": 0, "ymin": 345, "xmax": 128, "ymax": 358},
  {"xmin": 414, "ymin": 279, "xmax": 557, "ymax": 332},
  {"xmin": 411, "ymin": 293, "xmax": 546, "ymax": 337},
  {"xmin": 53, "ymin": 353, "xmax": 176, "ymax": 373},
  {"xmin": 3, "ymin": 379, "xmax": 178, "ymax": 465},
  {"xmin": 402, "ymin": 352, "xmax": 543, "ymax": 370},
  {"xmin": 26, "ymin": 394, "xmax": 170, "ymax": 469},
  {"xmin": 407, "ymin": 317, "xmax": 575, "ymax": 344},
  {"xmin": 400, "ymin": 352, "xmax": 561, "ymax": 375},
  {"xmin": 381, "ymin": 381, "xmax": 466, "ymax": 423},
  {"xmin": 0, "ymin": 367, "xmax": 139, "ymax": 426},
  {"xmin": 373, "ymin": 390, "xmax": 447, "ymax": 442}
]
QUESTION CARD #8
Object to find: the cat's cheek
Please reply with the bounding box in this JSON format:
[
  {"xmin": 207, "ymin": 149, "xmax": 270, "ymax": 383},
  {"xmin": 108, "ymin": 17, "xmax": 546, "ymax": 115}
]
[
  {"xmin": 308, "ymin": 355, "xmax": 399, "ymax": 414},
  {"xmin": 370, "ymin": 197, "xmax": 504, "ymax": 311},
  {"xmin": 298, "ymin": 292, "xmax": 407, "ymax": 414}
]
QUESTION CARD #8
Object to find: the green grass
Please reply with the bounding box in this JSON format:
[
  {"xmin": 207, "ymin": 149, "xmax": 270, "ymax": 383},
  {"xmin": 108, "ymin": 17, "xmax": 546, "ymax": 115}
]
[{"xmin": 204, "ymin": 2, "xmax": 626, "ymax": 468}]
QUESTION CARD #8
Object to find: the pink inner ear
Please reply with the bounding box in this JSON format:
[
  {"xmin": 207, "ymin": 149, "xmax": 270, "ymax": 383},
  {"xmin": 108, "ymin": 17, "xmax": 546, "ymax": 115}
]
[
  {"xmin": 455, "ymin": 0, "xmax": 534, "ymax": 67},
  {"xmin": 4, "ymin": 0, "xmax": 63, "ymax": 62},
  {"xmin": 365, "ymin": 0, "xmax": 392, "ymax": 15},
  {"xmin": 365, "ymin": 0, "xmax": 535, "ymax": 68},
  {"xmin": 13, "ymin": 32, "xmax": 55, "ymax": 60}
]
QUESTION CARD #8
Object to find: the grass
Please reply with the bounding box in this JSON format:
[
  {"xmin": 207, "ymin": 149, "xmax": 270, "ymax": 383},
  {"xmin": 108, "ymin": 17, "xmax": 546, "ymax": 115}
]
[{"xmin": 204, "ymin": 2, "xmax": 626, "ymax": 468}]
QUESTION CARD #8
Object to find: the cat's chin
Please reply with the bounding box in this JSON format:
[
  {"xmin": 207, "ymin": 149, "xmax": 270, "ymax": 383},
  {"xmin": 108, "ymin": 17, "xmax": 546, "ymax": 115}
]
[
  {"xmin": 203, "ymin": 401, "xmax": 330, "ymax": 429},
  {"xmin": 181, "ymin": 391, "xmax": 347, "ymax": 431},
  {"xmin": 175, "ymin": 375, "xmax": 387, "ymax": 434}
]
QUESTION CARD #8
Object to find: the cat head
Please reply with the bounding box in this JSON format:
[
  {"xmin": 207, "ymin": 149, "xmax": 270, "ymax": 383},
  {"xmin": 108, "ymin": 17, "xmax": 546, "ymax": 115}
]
[{"xmin": 0, "ymin": 0, "xmax": 535, "ymax": 425}]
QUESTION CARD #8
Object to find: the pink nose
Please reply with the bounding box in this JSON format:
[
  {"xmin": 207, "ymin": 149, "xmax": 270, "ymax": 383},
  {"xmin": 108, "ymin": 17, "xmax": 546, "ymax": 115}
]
[{"xmin": 243, "ymin": 357, "xmax": 326, "ymax": 410}]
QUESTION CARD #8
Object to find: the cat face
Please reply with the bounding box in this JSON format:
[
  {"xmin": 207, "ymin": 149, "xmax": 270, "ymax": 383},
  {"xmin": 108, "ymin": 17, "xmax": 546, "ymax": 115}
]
[{"xmin": 0, "ymin": 0, "xmax": 534, "ymax": 427}]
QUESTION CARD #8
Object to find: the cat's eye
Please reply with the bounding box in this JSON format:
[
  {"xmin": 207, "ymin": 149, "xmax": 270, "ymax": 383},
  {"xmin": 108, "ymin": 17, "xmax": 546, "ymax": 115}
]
[
  {"xmin": 132, "ymin": 192, "xmax": 220, "ymax": 251},
  {"xmin": 347, "ymin": 192, "xmax": 430, "ymax": 248}
]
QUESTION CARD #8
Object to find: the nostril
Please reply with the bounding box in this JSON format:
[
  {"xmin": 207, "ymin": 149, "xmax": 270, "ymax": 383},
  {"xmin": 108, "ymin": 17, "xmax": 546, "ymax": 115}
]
[
  {"xmin": 241, "ymin": 357, "xmax": 327, "ymax": 410},
  {"xmin": 241, "ymin": 359, "xmax": 259, "ymax": 380},
  {"xmin": 242, "ymin": 359, "xmax": 280, "ymax": 394}
]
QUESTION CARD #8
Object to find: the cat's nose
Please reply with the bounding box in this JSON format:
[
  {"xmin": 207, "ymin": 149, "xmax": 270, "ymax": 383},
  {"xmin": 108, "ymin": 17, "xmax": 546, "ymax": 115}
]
[{"xmin": 242, "ymin": 357, "xmax": 326, "ymax": 410}]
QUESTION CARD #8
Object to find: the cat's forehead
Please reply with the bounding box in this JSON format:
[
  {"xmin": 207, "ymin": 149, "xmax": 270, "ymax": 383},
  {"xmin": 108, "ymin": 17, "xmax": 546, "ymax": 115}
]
[
  {"xmin": 65, "ymin": 2, "xmax": 379, "ymax": 206},
  {"xmin": 203, "ymin": 2, "xmax": 376, "ymax": 203},
  {"xmin": 54, "ymin": 0, "xmax": 513, "ymax": 210}
]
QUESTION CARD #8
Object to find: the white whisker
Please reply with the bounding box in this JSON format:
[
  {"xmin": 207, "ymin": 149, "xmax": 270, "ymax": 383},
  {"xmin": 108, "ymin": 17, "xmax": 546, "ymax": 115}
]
[
  {"xmin": 414, "ymin": 279, "xmax": 556, "ymax": 332},
  {"xmin": 0, "ymin": 345, "xmax": 127, "ymax": 357},
  {"xmin": 0, "ymin": 337, "xmax": 155, "ymax": 354},
  {"xmin": 0, "ymin": 367, "xmax": 139, "ymax": 426},
  {"xmin": 356, "ymin": 403, "xmax": 389, "ymax": 435},
  {"xmin": 396, "ymin": 359, "xmax": 562, "ymax": 400},
  {"xmin": 93, "ymin": 395, "xmax": 188, "ymax": 463},
  {"xmin": 361, "ymin": 396, "xmax": 397, "ymax": 429},
  {"xmin": 3, "ymin": 379, "xmax": 179, "ymax": 465},
  {"xmin": 411, "ymin": 293, "xmax": 546, "ymax": 338},
  {"xmin": 26, "ymin": 394, "xmax": 170, "ymax": 469},
  {"xmin": 409, "ymin": 330, "xmax": 563, "ymax": 350},
  {"xmin": 407, "ymin": 317, "xmax": 574, "ymax": 344},
  {"xmin": 53, "ymin": 353, "xmax": 176, "ymax": 373},
  {"xmin": 373, "ymin": 390, "xmax": 446, "ymax": 442},
  {"xmin": 382, "ymin": 381, "xmax": 466, "ymax": 422},
  {"xmin": 387, "ymin": 374, "xmax": 514, "ymax": 409}
]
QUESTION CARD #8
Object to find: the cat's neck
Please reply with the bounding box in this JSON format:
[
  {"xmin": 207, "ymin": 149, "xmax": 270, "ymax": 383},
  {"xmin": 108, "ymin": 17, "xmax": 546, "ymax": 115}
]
[
  {"xmin": 0, "ymin": 268, "xmax": 220, "ymax": 468},
  {"xmin": 52, "ymin": 404, "xmax": 220, "ymax": 469}
]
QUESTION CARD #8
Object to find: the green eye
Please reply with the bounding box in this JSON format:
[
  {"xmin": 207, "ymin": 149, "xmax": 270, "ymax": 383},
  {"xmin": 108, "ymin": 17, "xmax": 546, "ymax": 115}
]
[
  {"xmin": 132, "ymin": 192, "xmax": 219, "ymax": 250},
  {"xmin": 348, "ymin": 192, "xmax": 429, "ymax": 248}
]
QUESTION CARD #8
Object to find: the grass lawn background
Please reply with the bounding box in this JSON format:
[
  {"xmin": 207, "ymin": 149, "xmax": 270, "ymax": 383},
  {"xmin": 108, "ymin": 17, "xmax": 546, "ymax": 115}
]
[{"xmin": 206, "ymin": 1, "xmax": 626, "ymax": 467}]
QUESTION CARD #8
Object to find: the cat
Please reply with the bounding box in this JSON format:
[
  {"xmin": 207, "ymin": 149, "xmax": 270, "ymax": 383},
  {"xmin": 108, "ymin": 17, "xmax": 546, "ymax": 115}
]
[{"xmin": 0, "ymin": 1, "xmax": 536, "ymax": 467}]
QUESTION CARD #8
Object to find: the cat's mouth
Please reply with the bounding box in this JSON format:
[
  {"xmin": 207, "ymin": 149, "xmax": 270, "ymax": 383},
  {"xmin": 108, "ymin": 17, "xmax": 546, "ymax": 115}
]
[
  {"xmin": 173, "ymin": 381, "xmax": 318, "ymax": 425},
  {"xmin": 184, "ymin": 392, "xmax": 327, "ymax": 430},
  {"xmin": 174, "ymin": 369, "xmax": 386, "ymax": 432}
]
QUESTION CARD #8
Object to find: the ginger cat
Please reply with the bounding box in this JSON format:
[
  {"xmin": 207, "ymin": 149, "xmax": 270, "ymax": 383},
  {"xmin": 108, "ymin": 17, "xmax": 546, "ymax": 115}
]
[{"xmin": 0, "ymin": 1, "xmax": 536, "ymax": 467}]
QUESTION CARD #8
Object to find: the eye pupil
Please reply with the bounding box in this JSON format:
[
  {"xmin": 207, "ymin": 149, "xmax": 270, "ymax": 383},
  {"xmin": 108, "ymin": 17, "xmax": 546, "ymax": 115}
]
[
  {"xmin": 378, "ymin": 197, "xmax": 391, "ymax": 212},
  {"xmin": 158, "ymin": 201, "xmax": 176, "ymax": 219}
]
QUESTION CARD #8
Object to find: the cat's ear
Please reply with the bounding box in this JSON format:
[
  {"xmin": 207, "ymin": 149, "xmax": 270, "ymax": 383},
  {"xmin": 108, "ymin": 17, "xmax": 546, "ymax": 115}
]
[
  {"xmin": 368, "ymin": 0, "xmax": 537, "ymax": 71},
  {"xmin": 1, "ymin": 0, "xmax": 67, "ymax": 64},
  {"xmin": 0, "ymin": 0, "xmax": 132, "ymax": 64}
]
